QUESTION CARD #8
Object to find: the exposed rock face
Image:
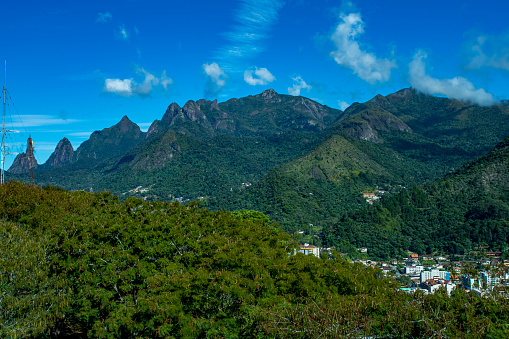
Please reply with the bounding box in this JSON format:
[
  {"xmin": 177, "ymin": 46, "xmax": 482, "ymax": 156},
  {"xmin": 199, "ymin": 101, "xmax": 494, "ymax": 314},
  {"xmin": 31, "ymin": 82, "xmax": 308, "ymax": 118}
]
[
  {"xmin": 340, "ymin": 110, "xmax": 412, "ymax": 144},
  {"xmin": 260, "ymin": 88, "xmax": 282, "ymax": 103},
  {"xmin": 8, "ymin": 137, "xmax": 38, "ymax": 174},
  {"xmin": 295, "ymin": 97, "xmax": 327, "ymax": 121},
  {"xmin": 182, "ymin": 100, "xmax": 208, "ymax": 123},
  {"xmin": 146, "ymin": 119, "xmax": 162, "ymax": 138},
  {"xmin": 161, "ymin": 103, "xmax": 183, "ymax": 125},
  {"xmin": 45, "ymin": 137, "xmax": 73, "ymax": 169},
  {"xmin": 343, "ymin": 122, "xmax": 380, "ymax": 143}
]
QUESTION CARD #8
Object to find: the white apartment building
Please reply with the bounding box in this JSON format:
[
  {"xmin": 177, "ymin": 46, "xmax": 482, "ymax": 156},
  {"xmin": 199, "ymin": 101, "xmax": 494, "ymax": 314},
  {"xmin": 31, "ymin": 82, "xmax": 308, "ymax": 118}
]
[
  {"xmin": 420, "ymin": 269, "xmax": 451, "ymax": 283},
  {"xmin": 405, "ymin": 265, "xmax": 424, "ymax": 275},
  {"xmin": 480, "ymin": 271, "xmax": 500, "ymax": 288}
]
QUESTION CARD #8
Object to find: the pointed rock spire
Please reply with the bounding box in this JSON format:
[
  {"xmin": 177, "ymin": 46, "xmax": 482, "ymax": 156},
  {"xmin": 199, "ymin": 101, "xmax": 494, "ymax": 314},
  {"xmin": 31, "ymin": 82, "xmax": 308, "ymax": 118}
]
[
  {"xmin": 8, "ymin": 137, "xmax": 38, "ymax": 174},
  {"xmin": 161, "ymin": 103, "xmax": 182, "ymax": 124},
  {"xmin": 45, "ymin": 137, "xmax": 74, "ymax": 169}
]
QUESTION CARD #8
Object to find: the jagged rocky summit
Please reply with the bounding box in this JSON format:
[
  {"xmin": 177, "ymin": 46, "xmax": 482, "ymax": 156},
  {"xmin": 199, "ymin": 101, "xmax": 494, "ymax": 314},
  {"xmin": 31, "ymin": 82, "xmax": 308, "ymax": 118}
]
[{"xmin": 8, "ymin": 137, "xmax": 38, "ymax": 174}]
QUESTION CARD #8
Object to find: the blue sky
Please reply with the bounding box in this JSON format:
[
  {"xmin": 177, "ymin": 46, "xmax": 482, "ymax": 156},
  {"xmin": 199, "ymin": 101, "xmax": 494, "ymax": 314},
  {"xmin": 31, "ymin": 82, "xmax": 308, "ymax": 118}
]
[{"xmin": 2, "ymin": 0, "xmax": 509, "ymax": 167}]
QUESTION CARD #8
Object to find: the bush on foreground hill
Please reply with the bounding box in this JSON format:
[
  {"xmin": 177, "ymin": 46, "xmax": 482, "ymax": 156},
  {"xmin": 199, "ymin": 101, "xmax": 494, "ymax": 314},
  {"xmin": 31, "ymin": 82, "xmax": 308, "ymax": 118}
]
[{"xmin": 0, "ymin": 182, "xmax": 508, "ymax": 338}]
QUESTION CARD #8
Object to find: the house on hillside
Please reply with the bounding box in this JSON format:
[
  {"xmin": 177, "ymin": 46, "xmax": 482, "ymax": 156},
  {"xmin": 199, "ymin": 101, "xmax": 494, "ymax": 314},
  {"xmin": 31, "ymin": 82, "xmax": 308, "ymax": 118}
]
[{"xmin": 296, "ymin": 244, "xmax": 321, "ymax": 258}]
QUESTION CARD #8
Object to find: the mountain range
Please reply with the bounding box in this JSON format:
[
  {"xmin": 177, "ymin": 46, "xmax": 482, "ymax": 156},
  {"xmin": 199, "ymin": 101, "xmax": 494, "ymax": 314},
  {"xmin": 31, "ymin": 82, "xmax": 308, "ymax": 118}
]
[{"xmin": 7, "ymin": 88, "xmax": 509, "ymax": 238}]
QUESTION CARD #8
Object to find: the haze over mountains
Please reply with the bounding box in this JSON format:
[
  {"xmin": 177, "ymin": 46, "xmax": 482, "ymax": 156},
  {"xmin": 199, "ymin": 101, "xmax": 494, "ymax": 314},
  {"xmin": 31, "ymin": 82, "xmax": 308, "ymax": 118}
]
[{"xmin": 7, "ymin": 87, "xmax": 509, "ymax": 242}]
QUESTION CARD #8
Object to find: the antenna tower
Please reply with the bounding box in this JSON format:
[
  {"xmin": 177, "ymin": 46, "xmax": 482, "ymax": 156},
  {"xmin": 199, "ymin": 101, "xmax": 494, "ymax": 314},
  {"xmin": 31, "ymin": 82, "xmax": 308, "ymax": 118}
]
[{"xmin": 1, "ymin": 59, "xmax": 6, "ymax": 185}]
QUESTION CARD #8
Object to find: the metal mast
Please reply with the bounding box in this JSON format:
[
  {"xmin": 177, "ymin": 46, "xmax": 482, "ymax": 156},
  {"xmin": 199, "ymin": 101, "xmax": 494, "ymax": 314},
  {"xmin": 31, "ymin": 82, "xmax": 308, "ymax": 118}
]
[{"xmin": 1, "ymin": 59, "xmax": 6, "ymax": 185}]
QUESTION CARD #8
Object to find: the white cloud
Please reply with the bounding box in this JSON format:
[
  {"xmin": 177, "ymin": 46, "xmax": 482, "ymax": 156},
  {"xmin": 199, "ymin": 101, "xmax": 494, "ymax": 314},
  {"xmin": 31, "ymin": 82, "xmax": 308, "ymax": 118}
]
[
  {"xmin": 216, "ymin": 0, "xmax": 283, "ymax": 69},
  {"xmin": 203, "ymin": 62, "xmax": 227, "ymax": 96},
  {"xmin": 330, "ymin": 12, "xmax": 396, "ymax": 84},
  {"xmin": 8, "ymin": 115, "xmax": 81, "ymax": 128},
  {"xmin": 117, "ymin": 24, "xmax": 129, "ymax": 40},
  {"xmin": 338, "ymin": 101, "xmax": 350, "ymax": 111},
  {"xmin": 409, "ymin": 51, "xmax": 495, "ymax": 106},
  {"xmin": 468, "ymin": 34, "xmax": 509, "ymax": 71},
  {"xmin": 244, "ymin": 67, "xmax": 275, "ymax": 85},
  {"xmin": 96, "ymin": 12, "xmax": 112, "ymax": 23},
  {"xmin": 67, "ymin": 132, "xmax": 93, "ymax": 138},
  {"xmin": 104, "ymin": 69, "xmax": 173, "ymax": 97},
  {"xmin": 288, "ymin": 76, "xmax": 311, "ymax": 96},
  {"xmin": 104, "ymin": 78, "xmax": 133, "ymax": 96},
  {"xmin": 160, "ymin": 71, "xmax": 173, "ymax": 90}
]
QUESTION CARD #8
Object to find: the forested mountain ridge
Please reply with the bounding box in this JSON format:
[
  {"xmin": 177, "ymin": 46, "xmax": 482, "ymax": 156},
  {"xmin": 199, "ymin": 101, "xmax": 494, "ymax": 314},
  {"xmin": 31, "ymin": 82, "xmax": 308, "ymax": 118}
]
[
  {"xmin": 323, "ymin": 135, "xmax": 509, "ymax": 258},
  {"xmin": 6, "ymin": 88, "xmax": 509, "ymax": 235},
  {"xmin": 8, "ymin": 89, "xmax": 341, "ymax": 198},
  {"xmin": 145, "ymin": 88, "xmax": 343, "ymax": 139},
  {"xmin": 210, "ymin": 89, "xmax": 509, "ymax": 233}
]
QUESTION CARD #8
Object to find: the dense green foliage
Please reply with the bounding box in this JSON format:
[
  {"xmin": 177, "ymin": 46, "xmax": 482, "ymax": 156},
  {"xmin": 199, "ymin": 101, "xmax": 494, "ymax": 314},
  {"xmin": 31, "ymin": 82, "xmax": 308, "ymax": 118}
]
[
  {"xmin": 1, "ymin": 183, "xmax": 509, "ymax": 338},
  {"xmin": 210, "ymin": 134, "xmax": 427, "ymax": 233},
  {"xmin": 324, "ymin": 136, "xmax": 509, "ymax": 258}
]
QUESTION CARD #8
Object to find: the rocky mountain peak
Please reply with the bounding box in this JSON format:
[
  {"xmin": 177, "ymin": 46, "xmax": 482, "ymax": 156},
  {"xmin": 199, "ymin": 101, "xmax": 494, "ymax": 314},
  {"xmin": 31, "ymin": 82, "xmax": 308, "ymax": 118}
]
[
  {"xmin": 44, "ymin": 137, "xmax": 74, "ymax": 169},
  {"xmin": 8, "ymin": 137, "xmax": 38, "ymax": 174},
  {"xmin": 116, "ymin": 115, "xmax": 136, "ymax": 133},
  {"xmin": 162, "ymin": 103, "xmax": 182, "ymax": 124},
  {"xmin": 367, "ymin": 94, "xmax": 398, "ymax": 113},
  {"xmin": 261, "ymin": 88, "xmax": 281, "ymax": 103},
  {"xmin": 183, "ymin": 100, "xmax": 208, "ymax": 122}
]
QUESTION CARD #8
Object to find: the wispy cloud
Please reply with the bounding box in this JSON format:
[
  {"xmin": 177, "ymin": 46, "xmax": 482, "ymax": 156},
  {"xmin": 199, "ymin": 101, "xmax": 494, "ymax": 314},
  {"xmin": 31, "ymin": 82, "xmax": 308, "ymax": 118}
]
[
  {"xmin": 467, "ymin": 34, "xmax": 509, "ymax": 71},
  {"xmin": 409, "ymin": 51, "xmax": 495, "ymax": 106},
  {"xmin": 96, "ymin": 12, "xmax": 112, "ymax": 23},
  {"xmin": 244, "ymin": 67, "xmax": 275, "ymax": 85},
  {"xmin": 203, "ymin": 62, "xmax": 227, "ymax": 97},
  {"xmin": 216, "ymin": 0, "xmax": 283, "ymax": 69},
  {"xmin": 67, "ymin": 132, "xmax": 92, "ymax": 138},
  {"xmin": 288, "ymin": 76, "xmax": 311, "ymax": 96},
  {"xmin": 8, "ymin": 115, "xmax": 80, "ymax": 128},
  {"xmin": 116, "ymin": 24, "xmax": 129, "ymax": 40},
  {"xmin": 330, "ymin": 12, "xmax": 396, "ymax": 84},
  {"xmin": 104, "ymin": 68, "xmax": 173, "ymax": 97}
]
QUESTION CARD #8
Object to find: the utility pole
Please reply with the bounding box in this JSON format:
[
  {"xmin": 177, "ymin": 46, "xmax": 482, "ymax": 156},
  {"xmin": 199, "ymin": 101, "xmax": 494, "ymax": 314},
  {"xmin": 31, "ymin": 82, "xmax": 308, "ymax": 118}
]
[{"xmin": 1, "ymin": 59, "xmax": 6, "ymax": 185}]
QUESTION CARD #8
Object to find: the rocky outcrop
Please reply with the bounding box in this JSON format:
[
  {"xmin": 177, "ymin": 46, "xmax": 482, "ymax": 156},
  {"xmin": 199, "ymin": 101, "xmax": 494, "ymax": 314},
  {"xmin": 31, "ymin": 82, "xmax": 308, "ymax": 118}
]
[
  {"xmin": 161, "ymin": 103, "xmax": 183, "ymax": 125},
  {"xmin": 44, "ymin": 137, "xmax": 74, "ymax": 169},
  {"xmin": 182, "ymin": 100, "xmax": 209, "ymax": 124},
  {"xmin": 8, "ymin": 137, "xmax": 38, "ymax": 174},
  {"xmin": 260, "ymin": 88, "xmax": 282, "ymax": 104}
]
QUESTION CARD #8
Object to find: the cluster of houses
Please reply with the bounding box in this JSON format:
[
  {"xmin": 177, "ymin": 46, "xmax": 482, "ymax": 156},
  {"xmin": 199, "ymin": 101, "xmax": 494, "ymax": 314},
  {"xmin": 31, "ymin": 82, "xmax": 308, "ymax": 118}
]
[
  {"xmin": 294, "ymin": 247, "xmax": 509, "ymax": 296},
  {"xmin": 362, "ymin": 191, "xmax": 383, "ymax": 205},
  {"xmin": 391, "ymin": 253, "xmax": 509, "ymax": 295}
]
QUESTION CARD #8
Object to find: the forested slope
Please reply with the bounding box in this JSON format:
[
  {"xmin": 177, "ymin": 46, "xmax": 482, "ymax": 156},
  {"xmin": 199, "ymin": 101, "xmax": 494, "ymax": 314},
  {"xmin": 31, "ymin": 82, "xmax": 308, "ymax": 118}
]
[
  {"xmin": 1, "ymin": 183, "xmax": 509, "ymax": 338},
  {"xmin": 323, "ymin": 136, "xmax": 509, "ymax": 258}
]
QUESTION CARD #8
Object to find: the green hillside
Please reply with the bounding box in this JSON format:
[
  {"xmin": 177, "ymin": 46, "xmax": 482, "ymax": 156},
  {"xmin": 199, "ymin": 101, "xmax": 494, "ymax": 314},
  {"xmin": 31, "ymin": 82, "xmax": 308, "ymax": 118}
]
[
  {"xmin": 323, "ymin": 136, "xmax": 509, "ymax": 258},
  {"xmin": 210, "ymin": 133, "xmax": 427, "ymax": 233}
]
